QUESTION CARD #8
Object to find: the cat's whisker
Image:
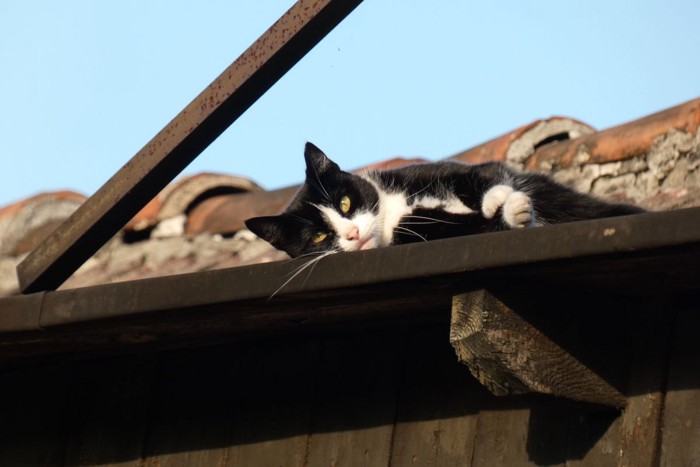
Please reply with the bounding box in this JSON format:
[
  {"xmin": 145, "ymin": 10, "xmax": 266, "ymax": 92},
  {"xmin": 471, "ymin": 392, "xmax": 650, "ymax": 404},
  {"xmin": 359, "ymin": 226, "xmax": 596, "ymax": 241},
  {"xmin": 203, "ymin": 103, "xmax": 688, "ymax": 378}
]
[
  {"xmin": 401, "ymin": 215, "xmax": 460, "ymax": 225},
  {"xmin": 394, "ymin": 226, "xmax": 427, "ymax": 242},
  {"xmin": 269, "ymin": 249, "xmax": 338, "ymax": 300},
  {"xmin": 286, "ymin": 250, "xmax": 326, "ymax": 263},
  {"xmin": 298, "ymin": 249, "xmax": 339, "ymax": 288}
]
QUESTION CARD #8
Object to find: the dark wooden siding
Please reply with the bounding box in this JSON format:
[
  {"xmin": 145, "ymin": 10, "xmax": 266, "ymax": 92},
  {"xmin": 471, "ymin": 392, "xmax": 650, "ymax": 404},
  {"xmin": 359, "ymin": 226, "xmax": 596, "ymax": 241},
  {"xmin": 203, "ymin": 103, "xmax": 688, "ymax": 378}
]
[{"xmin": 0, "ymin": 311, "xmax": 698, "ymax": 466}]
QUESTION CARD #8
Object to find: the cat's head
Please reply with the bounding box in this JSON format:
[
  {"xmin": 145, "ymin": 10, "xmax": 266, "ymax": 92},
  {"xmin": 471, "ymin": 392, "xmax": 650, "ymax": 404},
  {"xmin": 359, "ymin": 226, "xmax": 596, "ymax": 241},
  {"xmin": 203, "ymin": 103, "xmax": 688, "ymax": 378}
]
[{"xmin": 245, "ymin": 143, "xmax": 382, "ymax": 258}]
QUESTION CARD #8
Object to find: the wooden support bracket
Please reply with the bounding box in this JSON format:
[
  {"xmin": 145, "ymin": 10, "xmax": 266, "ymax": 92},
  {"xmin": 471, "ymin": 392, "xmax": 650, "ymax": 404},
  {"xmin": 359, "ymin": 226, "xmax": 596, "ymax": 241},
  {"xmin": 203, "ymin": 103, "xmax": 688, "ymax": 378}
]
[{"xmin": 449, "ymin": 289, "xmax": 627, "ymax": 408}]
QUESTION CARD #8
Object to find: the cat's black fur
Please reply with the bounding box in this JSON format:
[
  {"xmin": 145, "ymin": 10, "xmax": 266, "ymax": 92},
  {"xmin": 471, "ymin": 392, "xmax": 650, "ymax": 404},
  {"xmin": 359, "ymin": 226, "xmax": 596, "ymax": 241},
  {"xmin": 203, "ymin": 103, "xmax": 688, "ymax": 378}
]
[{"xmin": 246, "ymin": 143, "xmax": 644, "ymax": 258}]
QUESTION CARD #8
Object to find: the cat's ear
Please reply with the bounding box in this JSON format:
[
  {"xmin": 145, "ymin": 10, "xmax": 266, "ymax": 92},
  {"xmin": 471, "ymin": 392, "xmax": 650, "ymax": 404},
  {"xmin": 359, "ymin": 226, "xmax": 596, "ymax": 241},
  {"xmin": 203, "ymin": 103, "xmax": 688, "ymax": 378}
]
[
  {"xmin": 304, "ymin": 142, "xmax": 340, "ymax": 177},
  {"xmin": 245, "ymin": 215, "xmax": 300, "ymax": 256}
]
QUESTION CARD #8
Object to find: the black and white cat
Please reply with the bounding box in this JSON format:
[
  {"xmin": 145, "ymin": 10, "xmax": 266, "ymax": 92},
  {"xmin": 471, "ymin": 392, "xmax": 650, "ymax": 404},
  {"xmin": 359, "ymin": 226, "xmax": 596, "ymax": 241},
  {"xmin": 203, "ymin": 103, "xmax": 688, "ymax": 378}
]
[{"xmin": 245, "ymin": 143, "xmax": 644, "ymax": 258}]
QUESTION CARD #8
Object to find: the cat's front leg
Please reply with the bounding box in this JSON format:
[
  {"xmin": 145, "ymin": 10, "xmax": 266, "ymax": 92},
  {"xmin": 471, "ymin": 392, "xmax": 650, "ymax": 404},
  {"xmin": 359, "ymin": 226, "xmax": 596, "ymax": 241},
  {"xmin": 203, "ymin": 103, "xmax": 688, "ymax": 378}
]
[{"xmin": 482, "ymin": 185, "xmax": 533, "ymax": 229}]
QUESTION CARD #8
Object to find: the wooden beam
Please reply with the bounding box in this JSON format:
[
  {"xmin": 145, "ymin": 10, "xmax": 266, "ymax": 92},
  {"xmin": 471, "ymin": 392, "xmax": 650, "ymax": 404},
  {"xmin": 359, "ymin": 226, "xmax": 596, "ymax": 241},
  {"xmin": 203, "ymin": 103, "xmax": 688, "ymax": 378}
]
[
  {"xmin": 450, "ymin": 289, "xmax": 627, "ymax": 408},
  {"xmin": 617, "ymin": 302, "xmax": 675, "ymax": 466},
  {"xmin": 17, "ymin": 0, "xmax": 364, "ymax": 294},
  {"xmin": 2, "ymin": 209, "xmax": 700, "ymax": 365}
]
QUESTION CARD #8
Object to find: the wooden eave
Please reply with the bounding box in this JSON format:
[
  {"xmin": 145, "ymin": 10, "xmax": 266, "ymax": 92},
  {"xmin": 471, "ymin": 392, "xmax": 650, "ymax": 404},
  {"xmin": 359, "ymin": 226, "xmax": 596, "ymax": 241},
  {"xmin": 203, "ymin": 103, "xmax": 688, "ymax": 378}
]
[{"xmin": 1, "ymin": 207, "xmax": 699, "ymax": 368}]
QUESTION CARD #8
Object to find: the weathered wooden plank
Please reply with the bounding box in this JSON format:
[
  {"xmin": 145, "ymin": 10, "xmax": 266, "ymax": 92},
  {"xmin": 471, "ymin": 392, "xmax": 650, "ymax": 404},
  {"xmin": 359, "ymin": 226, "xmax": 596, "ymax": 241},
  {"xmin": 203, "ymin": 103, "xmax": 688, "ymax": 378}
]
[
  {"xmin": 225, "ymin": 340, "xmax": 319, "ymax": 467},
  {"xmin": 142, "ymin": 344, "xmax": 243, "ymax": 466},
  {"xmin": 566, "ymin": 410, "xmax": 622, "ymax": 466},
  {"xmin": 17, "ymin": 0, "xmax": 364, "ymax": 294},
  {"xmin": 226, "ymin": 406, "xmax": 311, "ymax": 467},
  {"xmin": 470, "ymin": 407, "xmax": 535, "ymax": 466},
  {"xmin": 561, "ymin": 304, "xmax": 674, "ymax": 467},
  {"xmin": 146, "ymin": 417, "xmax": 232, "ymax": 467},
  {"xmin": 305, "ymin": 331, "xmax": 403, "ymax": 467},
  {"xmin": 390, "ymin": 328, "xmax": 481, "ymax": 466},
  {"xmin": 450, "ymin": 289, "xmax": 626, "ymax": 408},
  {"xmin": 0, "ymin": 363, "xmax": 71, "ymax": 466},
  {"xmin": 62, "ymin": 355, "xmax": 159, "ymax": 466},
  {"xmin": 525, "ymin": 402, "xmax": 572, "ymax": 466},
  {"xmin": 617, "ymin": 305, "xmax": 674, "ymax": 467},
  {"xmin": 659, "ymin": 308, "xmax": 700, "ymax": 466},
  {"xmin": 142, "ymin": 339, "xmax": 319, "ymax": 466},
  {"xmin": 469, "ymin": 399, "xmax": 575, "ymax": 467}
]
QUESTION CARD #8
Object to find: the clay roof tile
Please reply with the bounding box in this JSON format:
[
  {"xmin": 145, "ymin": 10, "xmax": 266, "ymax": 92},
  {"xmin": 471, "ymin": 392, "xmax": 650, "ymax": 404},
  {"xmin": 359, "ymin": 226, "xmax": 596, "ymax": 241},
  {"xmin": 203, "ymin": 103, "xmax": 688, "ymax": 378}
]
[
  {"xmin": 125, "ymin": 173, "xmax": 262, "ymax": 232},
  {"xmin": 0, "ymin": 191, "xmax": 87, "ymax": 257}
]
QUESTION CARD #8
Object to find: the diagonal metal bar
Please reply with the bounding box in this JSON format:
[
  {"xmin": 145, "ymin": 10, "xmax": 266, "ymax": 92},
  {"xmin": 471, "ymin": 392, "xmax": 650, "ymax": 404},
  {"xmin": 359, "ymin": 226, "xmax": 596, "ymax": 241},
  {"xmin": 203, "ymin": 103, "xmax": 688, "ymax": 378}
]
[{"xmin": 17, "ymin": 0, "xmax": 364, "ymax": 294}]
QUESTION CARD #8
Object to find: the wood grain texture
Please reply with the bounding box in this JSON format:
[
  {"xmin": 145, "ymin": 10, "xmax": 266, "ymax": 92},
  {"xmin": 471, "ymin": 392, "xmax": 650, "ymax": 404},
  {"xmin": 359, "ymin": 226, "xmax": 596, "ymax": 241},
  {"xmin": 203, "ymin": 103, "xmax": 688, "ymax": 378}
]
[
  {"xmin": 390, "ymin": 331, "xmax": 482, "ymax": 466},
  {"xmin": 1, "ymin": 311, "xmax": 697, "ymax": 466},
  {"xmin": 62, "ymin": 355, "xmax": 158, "ymax": 467},
  {"xmin": 0, "ymin": 363, "xmax": 72, "ymax": 466},
  {"xmin": 660, "ymin": 309, "xmax": 700, "ymax": 466},
  {"xmin": 471, "ymin": 408, "xmax": 533, "ymax": 466},
  {"xmin": 305, "ymin": 334, "xmax": 402, "ymax": 467},
  {"xmin": 450, "ymin": 289, "xmax": 626, "ymax": 408},
  {"xmin": 617, "ymin": 305, "xmax": 674, "ymax": 467},
  {"xmin": 566, "ymin": 410, "xmax": 622, "ymax": 467}
]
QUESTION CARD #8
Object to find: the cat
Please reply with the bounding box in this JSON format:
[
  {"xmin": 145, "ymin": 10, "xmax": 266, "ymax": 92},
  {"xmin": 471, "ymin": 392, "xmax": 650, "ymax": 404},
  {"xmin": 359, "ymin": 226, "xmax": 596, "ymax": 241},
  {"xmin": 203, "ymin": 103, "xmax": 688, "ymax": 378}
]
[{"xmin": 245, "ymin": 142, "xmax": 644, "ymax": 258}]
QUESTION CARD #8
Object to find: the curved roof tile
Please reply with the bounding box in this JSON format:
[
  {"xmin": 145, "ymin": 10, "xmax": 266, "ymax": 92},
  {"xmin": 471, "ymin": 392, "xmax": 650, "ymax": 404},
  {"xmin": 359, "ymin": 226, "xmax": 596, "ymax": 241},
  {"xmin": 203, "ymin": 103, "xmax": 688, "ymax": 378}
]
[
  {"xmin": 125, "ymin": 173, "xmax": 263, "ymax": 232},
  {"xmin": 0, "ymin": 191, "xmax": 87, "ymax": 257},
  {"xmin": 449, "ymin": 117, "xmax": 595, "ymax": 166}
]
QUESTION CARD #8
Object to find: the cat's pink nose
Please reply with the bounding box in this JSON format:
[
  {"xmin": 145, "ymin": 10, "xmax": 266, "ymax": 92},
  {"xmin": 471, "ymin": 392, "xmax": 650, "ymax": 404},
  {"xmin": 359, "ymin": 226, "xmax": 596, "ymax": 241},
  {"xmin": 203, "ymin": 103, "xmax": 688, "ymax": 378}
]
[{"xmin": 346, "ymin": 226, "xmax": 360, "ymax": 241}]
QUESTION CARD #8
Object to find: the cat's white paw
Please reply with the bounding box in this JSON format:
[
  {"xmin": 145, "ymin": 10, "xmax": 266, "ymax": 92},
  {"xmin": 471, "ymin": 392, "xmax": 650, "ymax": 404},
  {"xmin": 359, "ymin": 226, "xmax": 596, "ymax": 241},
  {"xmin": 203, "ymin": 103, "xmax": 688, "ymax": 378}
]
[
  {"xmin": 502, "ymin": 191, "xmax": 533, "ymax": 228},
  {"xmin": 482, "ymin": 185, "xmax": 514, "ymax": 219}
]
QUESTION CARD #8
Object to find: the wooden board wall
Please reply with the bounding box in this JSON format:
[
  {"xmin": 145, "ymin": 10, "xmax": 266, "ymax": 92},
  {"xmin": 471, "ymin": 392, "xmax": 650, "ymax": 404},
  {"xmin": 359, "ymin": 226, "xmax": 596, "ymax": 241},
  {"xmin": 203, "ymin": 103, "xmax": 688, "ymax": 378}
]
[{"xmin": 0, "ymin": 313, "xmax": 696, "ymax": 467}]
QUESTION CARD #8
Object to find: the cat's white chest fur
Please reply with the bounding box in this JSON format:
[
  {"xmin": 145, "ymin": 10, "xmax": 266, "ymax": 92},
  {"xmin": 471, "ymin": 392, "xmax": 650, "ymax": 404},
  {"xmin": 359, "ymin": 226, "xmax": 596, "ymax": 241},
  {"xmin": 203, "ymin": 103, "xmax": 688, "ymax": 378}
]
[
  {"xmin": 364, "ymin": 176, "xmax": 475, "ymax": 247},
  {"xmin": 376, "ymin": 190, "xmax": 412, "ymax": 246}
]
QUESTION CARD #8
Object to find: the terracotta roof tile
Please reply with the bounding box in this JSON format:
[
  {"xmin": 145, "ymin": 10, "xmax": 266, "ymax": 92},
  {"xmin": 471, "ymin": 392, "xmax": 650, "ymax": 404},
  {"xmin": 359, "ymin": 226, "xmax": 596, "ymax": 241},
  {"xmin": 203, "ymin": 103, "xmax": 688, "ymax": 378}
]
[
  {"xmin": 0, "ymin": 191, "xmax": 87, "ymax": 257},
  {"xmin": 449, "ymin": 117, "xmax": 595, "ymax": 165},
  {"xmin": 527, "ymin": 98, "xmax": 700, "ymax": 169},
  {"xmin": 355, "ymin": 157, "xmax": 430, "ymax": 172},
  {"xmin": 186, "ymin": 187, "xmax": 298, "ymax": 236},
  {"xmin": 0, "ymin": 191, "xmax": 87, "ymax": 296},
  {"xmin": 125, "ymin": 173, "xmax": 262, "ymax": 232}
]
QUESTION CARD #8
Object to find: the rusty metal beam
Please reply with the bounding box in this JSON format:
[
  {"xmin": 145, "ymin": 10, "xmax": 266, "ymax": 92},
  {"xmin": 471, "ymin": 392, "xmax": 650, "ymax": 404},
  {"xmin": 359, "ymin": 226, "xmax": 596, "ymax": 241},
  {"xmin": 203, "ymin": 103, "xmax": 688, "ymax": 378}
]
[{"xmin": 17, "ymin": 0, "xmax": 364, "ymax": 294}]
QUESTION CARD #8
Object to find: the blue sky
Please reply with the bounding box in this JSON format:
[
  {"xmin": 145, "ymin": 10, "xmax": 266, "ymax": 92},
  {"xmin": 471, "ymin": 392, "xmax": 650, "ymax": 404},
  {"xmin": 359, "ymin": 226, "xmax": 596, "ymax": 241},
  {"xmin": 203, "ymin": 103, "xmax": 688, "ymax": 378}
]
[{"xmin": 1, "ymin": 1, "xmax": 699, "ymax": 207}]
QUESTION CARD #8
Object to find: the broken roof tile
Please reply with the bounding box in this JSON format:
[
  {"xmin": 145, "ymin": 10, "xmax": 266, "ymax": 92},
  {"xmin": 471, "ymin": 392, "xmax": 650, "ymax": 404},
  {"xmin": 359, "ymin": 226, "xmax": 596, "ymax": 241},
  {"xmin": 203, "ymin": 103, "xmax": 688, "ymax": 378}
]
[
  {"xmin": 528, "ymin": 98, "xmax": 700, "ymax": 170},
  {"xmin": 449, "ymin": 117, "xmax": 595, "ymax": 166}
]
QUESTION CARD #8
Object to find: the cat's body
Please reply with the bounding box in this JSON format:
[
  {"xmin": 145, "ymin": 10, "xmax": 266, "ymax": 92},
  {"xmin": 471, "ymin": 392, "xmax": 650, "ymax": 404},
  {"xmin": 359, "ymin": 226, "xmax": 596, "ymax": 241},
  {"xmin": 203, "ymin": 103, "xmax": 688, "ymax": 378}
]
[{"xmin": 245, "ymin": 143, "xmax": 644, "ymax": 258}]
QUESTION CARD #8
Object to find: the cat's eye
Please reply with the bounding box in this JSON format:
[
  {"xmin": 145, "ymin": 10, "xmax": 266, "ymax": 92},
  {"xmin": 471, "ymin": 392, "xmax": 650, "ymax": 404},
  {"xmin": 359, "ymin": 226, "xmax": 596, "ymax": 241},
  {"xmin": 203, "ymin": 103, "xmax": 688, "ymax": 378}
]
[
  {"xmin": 339, "ymin": 195, "xmax": 351, "ymax": 214},
  {"xmin": 311, "ymin": 232, "xmax": 328, "ymax": 243}
]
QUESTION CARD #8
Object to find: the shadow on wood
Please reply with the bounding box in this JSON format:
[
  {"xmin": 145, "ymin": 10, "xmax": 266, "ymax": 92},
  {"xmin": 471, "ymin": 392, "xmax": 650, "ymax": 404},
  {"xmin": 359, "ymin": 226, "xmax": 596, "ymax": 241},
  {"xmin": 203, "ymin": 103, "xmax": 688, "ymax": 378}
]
[
  {"xmin": 1, "ymin": 318, "xmax": 676, "ymax": 467},
  {"xmin": 449, "ymin": 281, "xmax": 680, "ymax": 466}
]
